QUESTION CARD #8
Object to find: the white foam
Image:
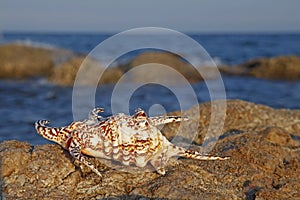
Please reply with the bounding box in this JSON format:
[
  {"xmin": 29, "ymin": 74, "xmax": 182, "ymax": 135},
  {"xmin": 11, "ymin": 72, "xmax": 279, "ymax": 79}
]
[{"xmin": 14, "ymin": 39, "xmax": 57, "ymax": 50}]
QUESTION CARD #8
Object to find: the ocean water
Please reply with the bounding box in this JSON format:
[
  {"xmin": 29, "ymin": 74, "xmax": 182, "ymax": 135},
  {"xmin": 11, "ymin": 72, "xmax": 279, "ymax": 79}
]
[{"xmin": 1, "ymin": 32, "xmax": 300, "ymax": 145}]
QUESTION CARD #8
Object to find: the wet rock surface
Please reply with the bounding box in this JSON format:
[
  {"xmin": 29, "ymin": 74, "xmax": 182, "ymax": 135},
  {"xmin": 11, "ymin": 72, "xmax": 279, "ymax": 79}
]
[{"xmin": 1, "ymin": 100, "xmax": 300, "ymax": 199}]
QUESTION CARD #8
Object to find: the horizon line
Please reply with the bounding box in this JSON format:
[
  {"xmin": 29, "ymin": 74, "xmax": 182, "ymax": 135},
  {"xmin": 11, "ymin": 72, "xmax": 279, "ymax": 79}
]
[{"xmin": 2, "ymin": 29, "xmax": 300, "ymax": 35}]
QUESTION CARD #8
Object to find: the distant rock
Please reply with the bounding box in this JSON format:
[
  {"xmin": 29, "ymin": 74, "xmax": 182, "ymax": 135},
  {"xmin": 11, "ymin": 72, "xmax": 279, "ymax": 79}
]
[
  {"xmin": 48, "ymin": 55, "xmax": 123, "ymax": 86},
  {"xmin": 1, "ymin": 100, "xmax": 300, "ymax": 199},
  {"xmin": 2, "ymin": 43, "xmax": 300, "ymax": 84},
  {"xmin": 1, "ymin": 44, "xmax": 208, "ymax": 84},
  {"xmin": 119, "ymin": 51, "xmax": 219, "ymax": 84},
  {"xmin": 0, "ymin": 43, "xmax": 124, "ymax": 86},
  {"xmin": 220, "ymin": 55, "xmax": 300, "ymax": 80},
  {"xmin": 0, "ymin": 43, "xmax": 72, "ymax": 79}
]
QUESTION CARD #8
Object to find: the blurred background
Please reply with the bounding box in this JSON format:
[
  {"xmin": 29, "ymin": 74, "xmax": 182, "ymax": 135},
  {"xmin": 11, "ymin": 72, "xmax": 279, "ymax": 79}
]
[{"xmin": 0, "ymin": 0, "xmax": 300, "ymax": 145}]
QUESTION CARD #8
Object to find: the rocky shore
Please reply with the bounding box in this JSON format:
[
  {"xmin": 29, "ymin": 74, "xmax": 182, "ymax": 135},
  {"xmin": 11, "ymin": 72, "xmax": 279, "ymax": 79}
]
[
  {"xmin": 1, "ymin": 100, "xmax": 300, "ymax": 199},
  {"xmin": 0, "ymin": 43, "xmax": 72, "ymax": 79},
  {"xmin": 0, "ymin": 43, "xmax": 123, "ymax": 86},
  {"xmin": 1, "ymin": 43, "xmax": 300, "ymax": 86},
  {"xmin": 220, "ymin": 55, "xmax": 300, "ymax": 80}
]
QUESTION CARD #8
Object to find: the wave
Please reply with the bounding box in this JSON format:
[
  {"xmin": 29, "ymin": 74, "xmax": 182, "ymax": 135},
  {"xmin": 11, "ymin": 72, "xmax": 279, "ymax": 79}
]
[
  {"xmin": 15, "ymin": 39, "xmax": 57, "ymax": 50},
  {"xmin": 1, "ymin": 38, "xmax": 58, "ymax": 50}
]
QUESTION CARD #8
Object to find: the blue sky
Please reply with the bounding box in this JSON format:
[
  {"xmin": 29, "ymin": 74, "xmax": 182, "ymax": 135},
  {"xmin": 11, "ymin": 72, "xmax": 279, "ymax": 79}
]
[{"xmin": 1, "ymin": 0, "xmax": 299, "ymax": 33}]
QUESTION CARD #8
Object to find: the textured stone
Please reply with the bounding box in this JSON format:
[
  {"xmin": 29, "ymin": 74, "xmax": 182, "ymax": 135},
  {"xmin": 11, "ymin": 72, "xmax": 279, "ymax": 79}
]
[
  {"xmin": 1, "ymin": 100, "xmax": 300, "ymax": 199},
  {"xmin": 162, "ymin": 100, "xmax": 300, "ymax": 145}
]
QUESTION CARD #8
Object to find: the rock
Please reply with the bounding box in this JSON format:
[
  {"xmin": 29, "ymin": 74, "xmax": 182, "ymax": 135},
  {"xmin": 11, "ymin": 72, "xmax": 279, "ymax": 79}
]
[
  {"xmin": 1, "ymin": 100, "xmax": 300, "ymax": 199},
  {"xmin": 2, "ymin": 44, "xmax": 300, "ymax": 84},
  {"xmin": 48, "ymin": 55, "xmax": 123, "ymax": 86},
  {"xmin": 0, "ymin": 43, "xmax": 123, "ymax": 86},
  {"xmin": 0, "ymin": 43, "xmax": 72, "ymax": 79},
  {"xmin": 263, "ymin": 126, "xmax": 296, "ymax": 146},
  {"xmin": 162, "ymin": 99, "xmax": 300, "ymax": 145},
  {"xmin": 220, "ymin": 55, "xmax": 300, "ymax": 80},
  {"xmin": 119, "ymin": 51, "xmax": 218, "ymax": 83},
  {"xmin": 0, "ymin": 141, "xmax": 76, "ymax": 199}
]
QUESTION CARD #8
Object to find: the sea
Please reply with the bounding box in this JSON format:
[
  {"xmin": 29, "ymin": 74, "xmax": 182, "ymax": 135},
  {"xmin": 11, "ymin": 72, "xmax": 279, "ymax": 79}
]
[{"xmin": 1, "ymin": 32, "xmax": 300, "ymax": 145}]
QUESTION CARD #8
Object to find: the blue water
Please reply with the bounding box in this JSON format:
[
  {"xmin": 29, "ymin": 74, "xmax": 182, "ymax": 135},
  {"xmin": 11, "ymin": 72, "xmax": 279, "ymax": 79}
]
[
  {"xmin": 1, "ymin": 32, "xmax": 300, "ymax": 145},
  {"xmin": 3, "ymin": 32, "xmax": 300, "ymax": 65}
]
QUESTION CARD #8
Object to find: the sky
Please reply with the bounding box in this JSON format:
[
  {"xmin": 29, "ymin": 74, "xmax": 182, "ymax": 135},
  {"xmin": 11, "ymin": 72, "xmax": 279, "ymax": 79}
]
[{"xmin": 0, "ymin": 0, "xmax": 300, "ymax": 33}]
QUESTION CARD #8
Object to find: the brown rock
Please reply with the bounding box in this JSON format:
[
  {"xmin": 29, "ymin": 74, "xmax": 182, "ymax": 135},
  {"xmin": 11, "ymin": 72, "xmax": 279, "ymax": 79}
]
[
  {"xmin": 0, "ymin": 43, "xmax": 71, "ymax": 79},
  {"xmin": 162, "ymin": 100, "xmax": 300, "ymax": 144},
  {"xmin": 119, "ymin": 51, "xmax": 218, "ymax": 83},
  {"xmin": 263, "ymin": 126, "xmax": 296, "ymax": 146},
  {"xmin": 1, "ymin": 100, "xmax": 300, "ymax": 199},
  {"xmin": 0, "ymin": 141, "xmax": 76, "ymax": 199},
  {"xmin": 220, "ymin": 55, "xmax": 300, "ymax": 80},
  {"xmin": 0, "ymin": 43, "xmax": 53, "ymax": 79},
  {"xmin": 0, "ymin": 43, "xmax": 123, "ymax": 85},
  {"xmin": 48, "ymin": 55, "xmax": 123, "ymax": 86}
]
